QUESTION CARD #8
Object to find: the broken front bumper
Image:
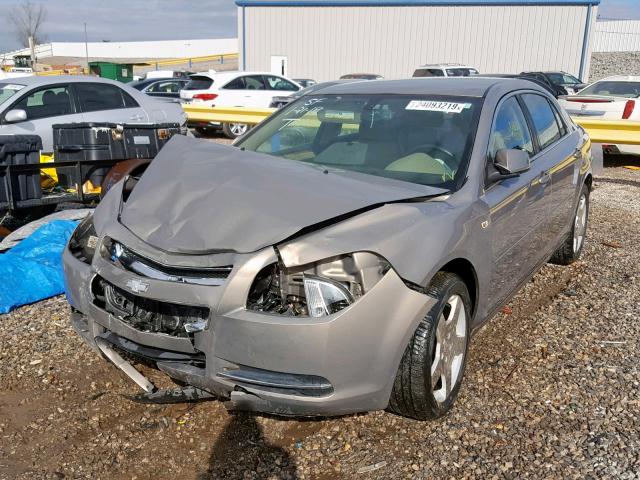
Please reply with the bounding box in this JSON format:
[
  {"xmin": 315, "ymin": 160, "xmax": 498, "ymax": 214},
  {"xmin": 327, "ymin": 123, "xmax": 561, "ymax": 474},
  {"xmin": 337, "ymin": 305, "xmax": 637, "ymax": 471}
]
[{"xmin": 63, "ymin": 242, "xmax": 435, "ymax": 417}]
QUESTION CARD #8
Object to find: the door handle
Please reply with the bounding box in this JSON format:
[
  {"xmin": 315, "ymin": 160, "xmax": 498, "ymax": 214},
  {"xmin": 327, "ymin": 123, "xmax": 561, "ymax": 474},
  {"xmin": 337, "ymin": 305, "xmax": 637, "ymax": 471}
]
[{"xmin": 539, "ymin": 171, "xmax": 551, "ymax": 185}]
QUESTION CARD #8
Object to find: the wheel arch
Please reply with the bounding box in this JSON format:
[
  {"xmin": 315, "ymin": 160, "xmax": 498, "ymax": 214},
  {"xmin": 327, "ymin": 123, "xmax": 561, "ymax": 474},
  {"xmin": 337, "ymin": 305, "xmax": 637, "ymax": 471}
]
[{"xmin": 432, "ymin": 257, "xmax": 479, "ymax": 317}]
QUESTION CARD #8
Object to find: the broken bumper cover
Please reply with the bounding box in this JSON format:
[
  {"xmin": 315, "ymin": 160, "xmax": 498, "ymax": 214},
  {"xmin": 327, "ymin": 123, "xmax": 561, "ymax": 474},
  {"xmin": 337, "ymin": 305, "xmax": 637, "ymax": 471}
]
[{"xmin": 63, "ymin": 246, "xmax": 435, "ymax": 416}]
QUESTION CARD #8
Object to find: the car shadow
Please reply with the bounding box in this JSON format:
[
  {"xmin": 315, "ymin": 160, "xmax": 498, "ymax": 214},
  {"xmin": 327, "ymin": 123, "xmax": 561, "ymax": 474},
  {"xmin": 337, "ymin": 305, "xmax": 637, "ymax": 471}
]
[{"xmin": 196, "ymin": 412, "xmax": 299, "ymax": 480}]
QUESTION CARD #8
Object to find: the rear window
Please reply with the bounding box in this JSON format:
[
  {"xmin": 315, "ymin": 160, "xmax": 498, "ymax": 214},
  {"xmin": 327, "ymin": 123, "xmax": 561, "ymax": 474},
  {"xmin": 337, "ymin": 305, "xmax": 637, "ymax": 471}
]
[
  {"xmin": 579, "ymin": 81, "xmax": 640, "ymax": 98},
  {"xmin": 445, "ymin": 68, "xmax": 479, "ymax": 77},
  {"xmin": 413, "ymin": 69, "xmax": 444, "ymax": 78},
  {"xmin": 0, "ymin": 83, "xmax": 25, "ymax": 103},
  {"xmin": 184, "ymin": 76, "xmax": 213, "ymax": 90}
]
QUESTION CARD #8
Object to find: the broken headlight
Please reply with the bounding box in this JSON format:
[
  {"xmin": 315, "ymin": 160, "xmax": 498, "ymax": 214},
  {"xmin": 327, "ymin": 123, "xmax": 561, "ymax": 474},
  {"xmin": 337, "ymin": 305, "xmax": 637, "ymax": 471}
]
[
  {"xmin": 303, "ymin": 275, "xmax": 354, "ymax": 317},
  {"xmin": 68, "ymin": 215, "xmax": 98, "ymax": 264},
  {"xmin": 247, "ymin": 252, "xmax": 390, "ymax": 317}
]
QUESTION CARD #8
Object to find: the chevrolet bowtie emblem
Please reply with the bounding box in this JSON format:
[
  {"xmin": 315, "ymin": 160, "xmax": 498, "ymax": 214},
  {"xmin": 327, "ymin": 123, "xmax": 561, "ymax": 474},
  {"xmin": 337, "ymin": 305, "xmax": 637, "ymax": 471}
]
[{"xmin": 125, "ymin": 278, "xmax": 149, "ymax": 294}]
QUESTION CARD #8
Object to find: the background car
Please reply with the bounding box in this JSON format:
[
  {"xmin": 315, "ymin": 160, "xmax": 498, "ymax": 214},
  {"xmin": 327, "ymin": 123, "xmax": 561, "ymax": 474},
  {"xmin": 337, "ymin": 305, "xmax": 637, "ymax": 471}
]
[
  {"xmin": 293, "ymin": 78, "xmax": 316, "ymax": 88},
  {"xmin": 340, "ymin": 73, "xmax": 383, "ymax": 80},
  {"xmin": 521, "ymin": 71, "xmax": 586, "ymax": 95},
  {"xmin": 477, "ymin": 74, "xmax": 565, "ymax": 98},
  {"xmin": 129, "ymin": 77, "xmax": 190, "ymax": 102},
  {"xmin": 180, "ymin": 71, "xmax": 301, "ymax": 138},
  {"xmin": 412, "ymin": 64, "xmax": 479, "ymax": 77},
  {"xmin": 0, "ymin": 76, "xmax": 187, "ymax": 152},
  {"xmin": 558, "ymin": 75, "xmax": 640, "ymax": 155}
]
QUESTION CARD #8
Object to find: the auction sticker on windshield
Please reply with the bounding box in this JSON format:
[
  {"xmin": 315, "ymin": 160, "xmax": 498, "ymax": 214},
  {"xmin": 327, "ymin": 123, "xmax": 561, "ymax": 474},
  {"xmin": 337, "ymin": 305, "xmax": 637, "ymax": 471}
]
[{"xmin": 406, "ymin": 100, "xmax": 471, "ymax": 113}]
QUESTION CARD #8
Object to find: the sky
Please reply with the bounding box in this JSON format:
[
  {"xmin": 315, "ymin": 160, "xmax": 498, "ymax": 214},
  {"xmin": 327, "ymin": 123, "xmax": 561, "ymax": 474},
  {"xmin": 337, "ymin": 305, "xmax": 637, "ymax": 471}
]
[{"xmin": 0, "ymin": 0, "xmax": 638, "ymax": 52}]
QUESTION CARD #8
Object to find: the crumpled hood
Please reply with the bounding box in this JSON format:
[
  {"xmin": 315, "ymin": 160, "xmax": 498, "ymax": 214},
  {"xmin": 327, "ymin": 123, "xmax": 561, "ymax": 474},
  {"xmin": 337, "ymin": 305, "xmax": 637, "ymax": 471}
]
[{"xmin": 119, "ymin": 136, "xmax": 447, "ymax": 253}]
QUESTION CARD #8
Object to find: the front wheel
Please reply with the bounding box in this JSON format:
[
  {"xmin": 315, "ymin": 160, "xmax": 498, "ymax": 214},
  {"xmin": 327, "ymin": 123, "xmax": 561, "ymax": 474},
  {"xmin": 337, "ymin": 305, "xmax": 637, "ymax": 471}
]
[
  {"xmin": 549, "ymin": 184, "xmax": 590, "ymax": 265},
  {"xmin": 222, "ymin": 122, "xmax": 249, "ymax": 139},
  {"xmin": 388, "ymin": 272, "xmax": 471, "ymax": 420}
]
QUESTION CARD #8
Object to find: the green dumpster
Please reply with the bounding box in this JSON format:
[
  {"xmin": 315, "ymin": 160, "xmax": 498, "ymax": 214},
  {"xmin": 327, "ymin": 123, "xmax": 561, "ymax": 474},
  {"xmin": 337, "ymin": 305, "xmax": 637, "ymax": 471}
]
[{"xmin": 88, "ymin": 62, "xmax": 134, "ymax": 83}]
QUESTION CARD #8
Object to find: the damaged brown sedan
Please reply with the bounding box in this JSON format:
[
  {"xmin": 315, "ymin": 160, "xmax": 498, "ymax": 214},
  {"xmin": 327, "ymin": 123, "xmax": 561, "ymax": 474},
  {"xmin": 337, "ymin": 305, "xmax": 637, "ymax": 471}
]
[{"xmin": 63, "ymin": 78, "xmax": 592, "ymax": 419}]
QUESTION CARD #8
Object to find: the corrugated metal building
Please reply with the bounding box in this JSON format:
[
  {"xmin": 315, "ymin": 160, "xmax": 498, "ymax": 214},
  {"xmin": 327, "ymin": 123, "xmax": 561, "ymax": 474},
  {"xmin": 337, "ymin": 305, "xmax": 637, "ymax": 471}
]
[
  {"xmin": 593, "ymin": 20, "xmax": 640, "ymax": 53},
  {"xmin": 237, "ymin": 0, "xmax": 600, "ymax": 82}
]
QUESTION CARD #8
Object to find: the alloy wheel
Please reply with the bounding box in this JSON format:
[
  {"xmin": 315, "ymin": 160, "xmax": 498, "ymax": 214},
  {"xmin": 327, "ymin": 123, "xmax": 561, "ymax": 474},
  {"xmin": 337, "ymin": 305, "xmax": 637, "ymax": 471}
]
[
  {"xmin": 573, "ymin": 193, "xmax": 587, "ymax": 253},
  {"xmin": 230, "ymin": 123, "xmax": 248, "ymax": 136},
  {"xmin": 431, "ymin": 294, "xmax": 467, "ymax": 404}
]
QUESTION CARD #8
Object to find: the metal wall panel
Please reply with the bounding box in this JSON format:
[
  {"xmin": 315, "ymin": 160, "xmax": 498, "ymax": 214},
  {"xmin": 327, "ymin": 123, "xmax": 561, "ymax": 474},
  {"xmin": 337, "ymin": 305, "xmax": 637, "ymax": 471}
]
[
  {"xmin": 593, "ymin": 20, "xmax": 640, "ymax": 53},
  {"xmin": 240, "ymin": 5, "xmax": 594, "ymax": 81}
]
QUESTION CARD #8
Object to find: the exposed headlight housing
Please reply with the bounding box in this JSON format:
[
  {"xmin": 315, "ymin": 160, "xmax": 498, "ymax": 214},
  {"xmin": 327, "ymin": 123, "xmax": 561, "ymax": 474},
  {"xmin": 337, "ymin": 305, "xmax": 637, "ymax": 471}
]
[
  {"xmin": 68, "ymin": 215, "xmax": 98, "ymax": 264},
  {"xmin": 303, "ymin": 275, "xmax": 354, "ymax": 317},
  {"xmin": 247, "ymin": 252, "xmax": 389, "ymax": 317}
]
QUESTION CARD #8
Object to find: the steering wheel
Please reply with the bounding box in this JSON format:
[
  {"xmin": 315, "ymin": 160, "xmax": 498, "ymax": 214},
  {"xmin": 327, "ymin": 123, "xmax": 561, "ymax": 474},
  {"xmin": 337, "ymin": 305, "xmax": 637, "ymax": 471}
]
[
  {"xmin": 405, "ymin": 143, "xmax": 457, "ymax": 179},
  {"xmin": 407, "ymin": 143, "xmax": 456, "ymax": 161}
]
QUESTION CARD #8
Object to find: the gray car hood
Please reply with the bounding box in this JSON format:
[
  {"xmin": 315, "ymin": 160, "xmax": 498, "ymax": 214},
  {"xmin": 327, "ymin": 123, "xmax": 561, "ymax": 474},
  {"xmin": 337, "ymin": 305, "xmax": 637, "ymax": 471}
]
[{"xmin": 119, "ymin": 136, "xmax": 447, "ymax": 253}]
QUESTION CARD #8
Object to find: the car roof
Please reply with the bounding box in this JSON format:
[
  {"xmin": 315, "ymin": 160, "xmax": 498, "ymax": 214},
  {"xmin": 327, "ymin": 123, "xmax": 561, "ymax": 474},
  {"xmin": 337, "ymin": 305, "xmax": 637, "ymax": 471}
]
[
  {"xmin": 595, "ymin": 75, "xmax": 640, "ymax": 82},
  {"xmin": 316, "ymin": 77, "xmax": 544, "ymax": 97},
  {"xmin": 190, "ymin": 71, "xmax": 287, "ymax": 81},
  {"xmin": 0, "ymin": 75, "xmax": 128, "ymax": 88},
  {"xmin": 416, "ymin": 64, "xmax": 475, "ymax": 69}
]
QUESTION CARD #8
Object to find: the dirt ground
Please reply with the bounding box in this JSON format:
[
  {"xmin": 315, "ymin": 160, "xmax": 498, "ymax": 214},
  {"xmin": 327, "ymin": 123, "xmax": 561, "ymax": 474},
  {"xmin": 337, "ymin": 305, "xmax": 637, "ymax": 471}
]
[{"xmin": 1, "ymin": 153, "xmax": 639, "ymax": 480}]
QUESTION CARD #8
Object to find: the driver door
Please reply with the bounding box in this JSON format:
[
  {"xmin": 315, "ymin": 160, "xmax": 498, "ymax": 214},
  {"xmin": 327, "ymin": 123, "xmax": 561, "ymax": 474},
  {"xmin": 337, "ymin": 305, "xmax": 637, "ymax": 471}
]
[{"xmin": 482, "ymin": 95, "xmax": 552, "ymax": 310}]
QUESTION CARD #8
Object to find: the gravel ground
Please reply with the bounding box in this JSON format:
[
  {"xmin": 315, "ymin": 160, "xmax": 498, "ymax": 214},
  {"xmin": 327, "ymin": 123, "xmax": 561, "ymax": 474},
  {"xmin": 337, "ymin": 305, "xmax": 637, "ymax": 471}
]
[
  {"xmin": 589, "ymin": 52, "xmax": 640, "ymax": 81},
  {"xmin": 1, "ymin": 157, "xmax": 639, "ymax": 480}
]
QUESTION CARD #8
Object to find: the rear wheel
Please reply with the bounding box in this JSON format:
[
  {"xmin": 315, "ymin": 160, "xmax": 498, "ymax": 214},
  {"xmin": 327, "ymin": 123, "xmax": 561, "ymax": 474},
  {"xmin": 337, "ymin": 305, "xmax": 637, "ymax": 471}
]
[
  {"xmin": 222, "ymin": 122, "xmax": 249, "ymax": 139},
  {"xmin": 388, "ymin": 272, "xmax": 471, "ymax": 420},
  {"xmin": 550, "ymin": 184, "xmax": 589, "ymax": 265}
]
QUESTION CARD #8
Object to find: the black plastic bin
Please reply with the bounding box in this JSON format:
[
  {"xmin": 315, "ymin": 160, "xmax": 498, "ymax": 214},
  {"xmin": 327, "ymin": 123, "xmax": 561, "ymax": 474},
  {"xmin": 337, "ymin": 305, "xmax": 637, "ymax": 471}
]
[
  {"xmin": 122, "ymin": 123, "xmax": 182, "ymax": 159},
  {"xmin": 0, "ymin": 135, "xmax": 42, "ymax": 205}
]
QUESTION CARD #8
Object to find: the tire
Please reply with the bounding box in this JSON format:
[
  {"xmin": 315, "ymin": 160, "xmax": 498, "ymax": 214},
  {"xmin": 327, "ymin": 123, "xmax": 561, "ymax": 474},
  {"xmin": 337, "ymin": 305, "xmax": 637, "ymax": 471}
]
[
  {"xmin": 194, "ymin": 127, "xmax": 211, "ymax": 137},
  {"xmin": 222, "ymin": 122, "xmax": 249, "ymax": 139},
  {"xmin": 549, "ymin": 184, "xmax": 590, "ymax": 265},
  {"xmin": 388, "ymin": 272, "xmax": 471, "ymax": 420}
]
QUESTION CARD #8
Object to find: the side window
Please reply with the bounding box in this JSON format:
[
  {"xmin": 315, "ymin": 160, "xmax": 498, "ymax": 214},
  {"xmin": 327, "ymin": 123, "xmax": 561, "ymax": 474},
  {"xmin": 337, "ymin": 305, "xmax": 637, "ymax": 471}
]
[
  {"xmin": 521, "ymin": 94, "xmax": 562, "ymax": 151},
  {"xmin": 244, "ymin": 76, "xmax": 266, "ymax": 90},
  {"xmin": 550, "ymin": 102, "xmax": 568, "ymax": 136},
  {"xmin": 223, "ymin": 77, "xmax": 246, "ymax": 90},
  {"xmin": 415, "ymin": 69, "xmax": 444, "ymax": 78},
  {"xmin": 264, "ymin": 76, "xmax": 298, "ymax": 91},
  {"xmin": 75, "ymin": 83, "xmax": 136, "ymax": 112},
  {"xmin": 489, "ymin": 97, "xmax": 534, "ymax": 160},
  {"xmin": 148, "ymin": 81, "xmax": 181, "ymax": 93},
  {"xmin": 13, "ymin": 85, "xmax": 72, "ymax": 120}
]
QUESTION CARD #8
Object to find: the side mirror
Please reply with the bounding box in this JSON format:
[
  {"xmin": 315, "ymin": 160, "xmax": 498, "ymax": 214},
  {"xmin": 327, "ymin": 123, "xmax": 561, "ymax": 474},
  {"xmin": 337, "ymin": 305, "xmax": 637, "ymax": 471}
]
[
  {"xmin": 4, "ymin": 109, "xmax": 27, "ymax": 123},
  {"xmin": 495, "ymin": 148, "xmax": 530, "ymax": 174},
  {"xmin": 487, "ymin": 148, "xmax": 530, "ymax": 184}
]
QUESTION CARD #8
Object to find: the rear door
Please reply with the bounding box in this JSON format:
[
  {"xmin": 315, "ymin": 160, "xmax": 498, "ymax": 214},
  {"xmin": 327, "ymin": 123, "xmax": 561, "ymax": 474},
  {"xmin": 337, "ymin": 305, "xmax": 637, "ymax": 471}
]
[
  {"xmin": 521, "ymin": 93, "xmax": 584, "ymax": 246},
  {"xmin": 482, "ymin": 95, "xmax": 551, "ymax": 307},
  {"xmin": 74, "ymin": 82, "xmax": 148, "ymax": 123},
  {"xmin": 1, "ymin": 83, "xmax": 81, "ymax": 153}
]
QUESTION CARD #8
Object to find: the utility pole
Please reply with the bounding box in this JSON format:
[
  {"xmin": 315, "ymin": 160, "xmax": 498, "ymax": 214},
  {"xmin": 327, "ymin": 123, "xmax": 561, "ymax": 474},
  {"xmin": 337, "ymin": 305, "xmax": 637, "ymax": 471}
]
[
  {"xmin": 28, "ymin": 36, "xmax": 35, "ymax": 71},
  {"xmin": 84, "ymin": 23, "xmax": 89, "ymax": 74}
]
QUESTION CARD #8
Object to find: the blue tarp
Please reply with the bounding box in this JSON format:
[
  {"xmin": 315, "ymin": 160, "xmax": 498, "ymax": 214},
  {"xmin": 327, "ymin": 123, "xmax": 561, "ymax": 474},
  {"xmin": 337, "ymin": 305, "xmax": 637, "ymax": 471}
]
[{"xmin": 0, "ymin": 220, "xmax": 78, "ymax": 314}]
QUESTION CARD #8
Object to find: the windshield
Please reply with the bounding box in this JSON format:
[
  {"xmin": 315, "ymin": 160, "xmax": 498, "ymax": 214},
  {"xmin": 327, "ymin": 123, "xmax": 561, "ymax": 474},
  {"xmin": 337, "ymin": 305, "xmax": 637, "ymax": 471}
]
[
  {"xmin": 547, "ymin": 73, "xmax": 581, "ymax": 86},
  {"xmin": 0, "ymin": 83, "xmax": 25, "ymax": 103},
  {"xmin": 446, "ymin": 68, "xmax": 479, "ymax": 77},
  {"xmin": 183, "ymin": 75, "xmax": 213, "ymax": 90},
  {"xmin": 579, "ymin": 81, "xmax": 640, "ymax": 98},
  {"xmin": 237, "ymin": 94, "xmax": 481, "ymax": 190}
]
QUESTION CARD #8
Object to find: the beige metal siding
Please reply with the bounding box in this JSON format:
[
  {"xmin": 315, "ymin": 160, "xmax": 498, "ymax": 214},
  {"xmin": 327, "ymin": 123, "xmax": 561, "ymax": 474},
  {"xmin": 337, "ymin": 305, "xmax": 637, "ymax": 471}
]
[
  {"xmin": 594, "ymin": 20, "xmax": 640, "ymax": 53},
  {"xmin": 240, "ymin": 5, "xmax": 592, "ymax": 81}
]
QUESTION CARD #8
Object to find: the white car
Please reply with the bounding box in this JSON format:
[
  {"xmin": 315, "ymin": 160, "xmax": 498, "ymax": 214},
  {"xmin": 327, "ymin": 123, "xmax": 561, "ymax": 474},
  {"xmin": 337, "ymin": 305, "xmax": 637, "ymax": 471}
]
[
  {"xmin": 558, "ymin": 75, "xmax": 640, "ymax": 155},
  {"xmin": 180, "ymin": 71, "xmax": 301, "ymax": 138},
  {"xmin": 413, "ymin": 64, "xmax": 479, "ymax": 78},
  {"xmin": 0, "ymin": 75, "xmax": 187, "ymax": 152}
]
